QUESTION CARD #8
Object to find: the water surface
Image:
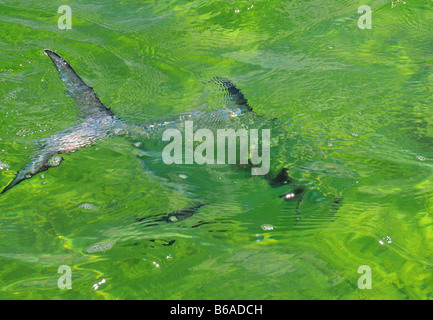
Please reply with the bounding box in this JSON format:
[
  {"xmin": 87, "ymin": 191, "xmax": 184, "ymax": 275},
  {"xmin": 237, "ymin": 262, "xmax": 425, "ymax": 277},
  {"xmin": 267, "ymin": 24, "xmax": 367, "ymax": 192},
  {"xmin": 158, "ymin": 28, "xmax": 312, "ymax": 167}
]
[{"xmin": 1, "ymin": 0, "xmax": 433, "ymax": 299}]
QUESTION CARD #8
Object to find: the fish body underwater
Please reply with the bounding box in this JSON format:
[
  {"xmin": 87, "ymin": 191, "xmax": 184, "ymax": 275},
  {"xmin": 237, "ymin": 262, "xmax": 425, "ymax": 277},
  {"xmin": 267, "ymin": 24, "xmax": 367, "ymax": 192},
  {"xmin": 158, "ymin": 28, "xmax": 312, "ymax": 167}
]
[{"xmin": 1, "ymin": 50, "xmax": 332, "ymax": 215}]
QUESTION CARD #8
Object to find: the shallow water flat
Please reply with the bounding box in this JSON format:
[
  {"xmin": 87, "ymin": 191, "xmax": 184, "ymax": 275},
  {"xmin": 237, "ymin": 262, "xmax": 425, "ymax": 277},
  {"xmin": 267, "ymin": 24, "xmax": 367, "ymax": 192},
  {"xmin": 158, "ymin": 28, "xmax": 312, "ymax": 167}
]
[{"xmin": 1, "ymin": 0, "xmax": 433, "ymax": 299}]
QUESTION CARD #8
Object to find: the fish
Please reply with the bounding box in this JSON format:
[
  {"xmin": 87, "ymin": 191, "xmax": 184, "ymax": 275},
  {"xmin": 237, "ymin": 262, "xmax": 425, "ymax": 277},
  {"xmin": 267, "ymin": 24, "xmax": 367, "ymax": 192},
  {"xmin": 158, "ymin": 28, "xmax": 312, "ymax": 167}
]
[{"xmin": 1, "ymin": 50, "xmax": 339, "ymax": 215}]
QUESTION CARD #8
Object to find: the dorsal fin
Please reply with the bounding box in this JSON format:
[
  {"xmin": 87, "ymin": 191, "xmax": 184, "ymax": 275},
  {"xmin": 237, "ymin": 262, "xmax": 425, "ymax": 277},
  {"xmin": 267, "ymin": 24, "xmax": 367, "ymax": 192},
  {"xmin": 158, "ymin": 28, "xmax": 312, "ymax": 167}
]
[
  {"xmin": 212, "ymin": 77, "xmax": 253, "ymax": 112},
  {"xmin": 44, "ymin": 49, "xmax": 114, "ymax": 118}
]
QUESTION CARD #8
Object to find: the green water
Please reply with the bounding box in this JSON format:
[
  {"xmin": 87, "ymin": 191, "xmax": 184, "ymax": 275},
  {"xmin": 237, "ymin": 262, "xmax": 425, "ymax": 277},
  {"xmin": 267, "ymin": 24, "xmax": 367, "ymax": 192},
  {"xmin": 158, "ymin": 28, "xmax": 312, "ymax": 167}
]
[{"xmin": 1, "ymin": 0, "xmax": 433, "ymax": 300}]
